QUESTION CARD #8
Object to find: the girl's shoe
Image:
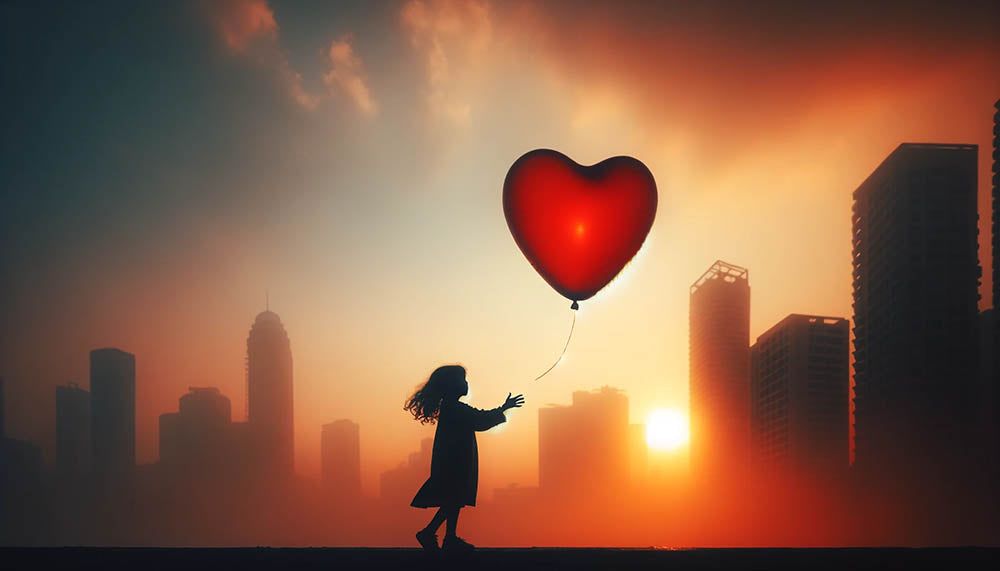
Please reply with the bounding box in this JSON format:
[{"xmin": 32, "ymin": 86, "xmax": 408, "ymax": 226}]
[
  {"xmin": 442, "ymin": 535, "xmax": 475, "ymax": 551},
  {"xmin": 416, "ymin": 528, "xmax": 439, "ymax": 551}
]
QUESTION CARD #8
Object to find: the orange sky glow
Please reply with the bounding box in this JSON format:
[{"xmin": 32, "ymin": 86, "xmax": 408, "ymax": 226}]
[{"xmin": 1, "ymin": 0, "xmax": 998, "ymax": 504}]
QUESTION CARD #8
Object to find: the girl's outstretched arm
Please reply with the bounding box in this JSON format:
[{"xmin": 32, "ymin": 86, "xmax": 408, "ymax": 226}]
[
  {"xmin": 456, "ymin": 393, "xmax": 524, "ymax": 431},
  {"xmin": 502, "ymin": 393, "xmax": 525, "ymax": 411}
]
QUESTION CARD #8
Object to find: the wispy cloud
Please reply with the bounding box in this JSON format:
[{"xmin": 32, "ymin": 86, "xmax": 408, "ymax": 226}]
[
  {"xmin": 281, "ymin": 64, "xmax": 321, "ymax": 112},
  {"xmin": 400, "ymin": 0, "xmax": 493, "ymax": 125},
  {"xmin": 205, "ymin": 0, "xmax": 318, "ymax": 110},
  {"xmin": 206, "ymin": 0, "xmax": 385, "ymax": 115},
  {"xmin": 323, "ymin": 36, "xmax": 378, "ymax": 117}
]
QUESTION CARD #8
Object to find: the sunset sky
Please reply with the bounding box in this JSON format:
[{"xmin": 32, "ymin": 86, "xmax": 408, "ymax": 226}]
[{"xmin": 1, "ymin": 0, "xmax": 998, "ymax": 497}]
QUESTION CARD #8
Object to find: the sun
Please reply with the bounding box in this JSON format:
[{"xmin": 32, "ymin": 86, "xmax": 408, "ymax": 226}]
[{"xmin": 646, "ymin": 409, "xmax": 689, "ymax": 451}]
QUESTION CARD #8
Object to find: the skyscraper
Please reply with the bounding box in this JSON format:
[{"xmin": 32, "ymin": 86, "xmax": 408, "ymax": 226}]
[
  {"xmin": 988, "ymin": 99, "xmax": 1000, "ymax": 508},
  {"xmin": 852, "ymin": 143, "xmax": 980, "ymax": 490},
  {"xmin": 750, "ymin": 315, "xmax": 849, "ymax": 476},
  {"xmin": 993, "ymin": 99, "xmax": 999, "ymax": 309},
  {"xmin": 247, "ymin": 309, "xmax": 294, "ymax": 476},
  {"xmin": 628, "ymin": 423, "xmax": 648, "ymax": 487},
  {"xmin": 538, "ymin": 386, "xmax": 630, "ymax": 496},
  {"xmin": 689, "ymin": 260, "xmax": 750, "ymax": 485},
  {"xmin": 321, "ymin": 419, "xmax": 361, "ymax": 500},
  {"xmin": 56, "ymin": 382, "xmax": 91, "ymax": 476},
  {"xmin": 380, "ymin": 438, "xmax": 432, "ymax": 505},
  {"xmin": 90, "ymin": 348, "xmax": 136, "ymax": 474},
  {"xmin": 159, "ymin": 387, "xmax": 232, "ymax": 473}
]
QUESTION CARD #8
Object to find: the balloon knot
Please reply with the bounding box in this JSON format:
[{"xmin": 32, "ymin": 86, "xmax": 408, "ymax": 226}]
[{"xmin": 570, "ymin": 300, "xmax": 579, "ymax": 310}]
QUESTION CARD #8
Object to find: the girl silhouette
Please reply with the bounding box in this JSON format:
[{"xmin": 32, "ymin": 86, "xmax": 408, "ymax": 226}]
[{"xmin": 405, "ymin": 364, "xmax": 524, "ymax": 551}]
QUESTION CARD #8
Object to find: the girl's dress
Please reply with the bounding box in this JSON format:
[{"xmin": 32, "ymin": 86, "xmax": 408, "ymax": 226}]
[{"xmin": 411, "ymin": 400, "xmax": 506, "ymax": 508}]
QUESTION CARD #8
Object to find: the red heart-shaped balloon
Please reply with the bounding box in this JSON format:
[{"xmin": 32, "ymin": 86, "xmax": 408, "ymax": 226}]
[{"xmin": 503, "ymin": 149, "xmax": 657, "ymax": 306}]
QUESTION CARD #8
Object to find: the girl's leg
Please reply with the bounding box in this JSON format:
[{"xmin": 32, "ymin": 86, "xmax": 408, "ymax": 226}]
[
  {"xmin": 444, "ymin": 506, "xmax": 461, "ymax": 538},
  {"xmin": 424, "ymin": 507, "xmax": 448, "ymax": 533}
]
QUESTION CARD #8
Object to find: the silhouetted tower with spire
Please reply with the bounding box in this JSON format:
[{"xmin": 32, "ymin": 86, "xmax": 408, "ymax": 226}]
[
  {"xmin": 689, "ymin": 260, "xmax": 751, "ymax": 486},
  {"xmin": 247, "ymin": 305, "xmax": 294, "ymax": 477}
]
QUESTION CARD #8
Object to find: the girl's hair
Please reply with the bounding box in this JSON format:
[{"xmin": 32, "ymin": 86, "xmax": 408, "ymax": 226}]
[{"xmin": 405, "ymin": 365, "xmax": 466, "ymax": 424}]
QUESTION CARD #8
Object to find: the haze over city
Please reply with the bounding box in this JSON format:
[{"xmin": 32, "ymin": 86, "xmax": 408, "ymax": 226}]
[{"xmin": 1, "ymin": 0, "xmax": 999, "ymax": 550}]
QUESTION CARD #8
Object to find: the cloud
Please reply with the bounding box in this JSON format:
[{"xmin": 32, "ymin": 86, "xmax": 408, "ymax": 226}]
[
  {"xmin": 204, "ymin": 0, "xmax": 320, "ymax": 111},
  {"xmin": 208, "ymin": 0, "xmax": 277, "ymax": 52},
  {"xmin": 323, "ymin": 37, "xmax": 378, "ymax": 117},
  {"xmin": 282, "ymin": 64, "xmax": 321, "ymax": 111},
  {"xmin": 400, "ymin": 0, "xmax": 493, "ymax": 124},
  {"xmin": 508, "ymin": 2, "xmax": 1000, "ymax": 156}
]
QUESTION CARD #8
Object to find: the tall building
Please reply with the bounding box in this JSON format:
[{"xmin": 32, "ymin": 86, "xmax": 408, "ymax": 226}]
[
  {"xmin": 628, "ymin": 423, "xmax": 647, "ymax": 487},
  {"xmin": 852, "ymin": 143, "xmax": 980, "ymax": 490},
  {"xmin": 321, "ymin": 419, "xmax": 361, "ymax": 500},
  {"xmin": 90, "ymin": 348, "xmax": 136, "ymax": 474},
  {"xmin": 380, "ymin": 437, "xmax": 432, "ymax": 505},
  {"xmin": 689, "ymin": 260, "xmax": 751, "ymax": 485},
  {"xmin": 159, "ymin": 387, "xmax": 232, "ymax": 473},
  {"xmin": 0, "ymin": 438, "xmax": 43, "ymax": 510},
  {"xmin": 980, "ymin": 309, "xmax": 998, "ymax": 489},
  {"xmin": 988, "ymin": 99, "xmax": 1000, "ymax": 508},
  {"xmin": 750, "ymin": 315, "xmax": 849, "ymax": 476},
  {"xmin": 247, "ymin": 309, "xmax": 294, "ymax": 476},
  {"xmin": 228, "ymin": 420, "xmax": 254, "ymax": 472},
  {"xmin": 0, "ymin": 376, "xmax": 44, "ymax": 542},
  {"xmin": 56, "ymin": 382, "xmax": 91, "ymax": 476},
  {"xmin": 538, "ymin": 386, "xmax": 630, "ymax": 496},
  {"xmin": 993, "ymin": 99, "xmax": 999, "ymax": 309}
]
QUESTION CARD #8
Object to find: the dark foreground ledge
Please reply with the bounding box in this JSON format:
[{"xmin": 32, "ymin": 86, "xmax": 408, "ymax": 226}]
[{"xmin": 1, "ymin": 547, "xmax": 998, "ymax": 570}]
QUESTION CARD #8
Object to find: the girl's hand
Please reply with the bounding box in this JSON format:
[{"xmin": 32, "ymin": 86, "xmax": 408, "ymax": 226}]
[{"xmin": 502, "ymin": 392, "xmax": 525, "ymax": 411}]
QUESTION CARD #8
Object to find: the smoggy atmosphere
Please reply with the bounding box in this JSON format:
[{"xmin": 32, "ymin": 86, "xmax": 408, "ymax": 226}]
[{"xmin": 2, "ymin": 0, "xmax": 999, "ymax": 549}]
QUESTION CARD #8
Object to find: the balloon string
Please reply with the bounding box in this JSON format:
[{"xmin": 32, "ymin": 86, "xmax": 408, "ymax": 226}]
[{"xmin": 534, "ymin": 311, "xmax": 576, "ymax": 381}]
